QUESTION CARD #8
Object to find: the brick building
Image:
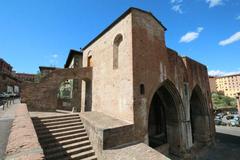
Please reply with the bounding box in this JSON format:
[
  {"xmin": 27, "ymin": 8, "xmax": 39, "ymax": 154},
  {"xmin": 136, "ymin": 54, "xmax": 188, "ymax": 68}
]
[
  {"xmin": 39, "ymin": 66, "xmax": 59, "ymax": 77},
  {"xmin": 22, "ymin": 8, "xmax": 215, "ymax": 159},
  {"xmin": 209, "ymin": 76, "xmax": 217, "ymax": 92},
  {"xmin": 15, "ymin": 73, "xmax": 36, "ymax": 82},
  {"xmin": 0, "ymin": 58, "xmax": 12, "ymax": 75},
  {"xmin": 0, "ymin": 58, "xmax": 20, "ymax": 93}
]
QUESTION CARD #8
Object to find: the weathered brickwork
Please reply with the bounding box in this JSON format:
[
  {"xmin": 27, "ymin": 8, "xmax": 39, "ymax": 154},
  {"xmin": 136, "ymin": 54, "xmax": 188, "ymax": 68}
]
[
  {"xmin": 21, "ymin": 7, "xmax": 215, "ymax": 159},
  {"xmin": 21, "ymin": 67, "xmax": 92, "ymax": 111},
  {"xmin": 81, "ymin": 8, "xmax": 215, "ymax": 158}
]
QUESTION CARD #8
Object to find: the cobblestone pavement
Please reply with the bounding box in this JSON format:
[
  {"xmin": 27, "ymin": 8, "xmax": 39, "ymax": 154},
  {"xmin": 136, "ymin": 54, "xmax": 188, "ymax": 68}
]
[
  {"xmin": 199, "ymin": 126, "xmax": 240, "ymax": 160},
  {"xmin": 0, "ymin": 100, "xmax": 19, "ymax": 160}
]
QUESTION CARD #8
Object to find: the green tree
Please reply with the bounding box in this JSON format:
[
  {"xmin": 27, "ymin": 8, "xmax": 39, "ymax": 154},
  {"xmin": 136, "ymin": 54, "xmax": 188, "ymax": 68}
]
[{"xmin": 212, "ymin": 92, "xmax": 237, "ymax": 110}]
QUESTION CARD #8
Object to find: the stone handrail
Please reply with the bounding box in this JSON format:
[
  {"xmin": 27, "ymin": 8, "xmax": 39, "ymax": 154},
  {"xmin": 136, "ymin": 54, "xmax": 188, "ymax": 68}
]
[{"xmin": 5, "ymin": 103, "xmax": 44, "ymax": 160}]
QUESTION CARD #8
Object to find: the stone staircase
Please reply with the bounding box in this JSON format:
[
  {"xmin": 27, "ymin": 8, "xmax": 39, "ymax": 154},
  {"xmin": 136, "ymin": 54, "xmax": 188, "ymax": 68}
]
[{"xmin": 32, "ymin": 114, "xmax": 97, "ymax": 160}]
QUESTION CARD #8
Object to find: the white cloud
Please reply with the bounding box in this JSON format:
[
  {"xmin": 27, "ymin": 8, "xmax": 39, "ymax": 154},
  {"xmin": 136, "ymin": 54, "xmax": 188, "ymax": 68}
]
[
  {"xmin": 209, "ymin": 70, "xmax": 240, "ymax": 76},
  {"xmin": 197, "ymin": 27, "xmax": 204, "ymax": 32},
  {"xmin": 172, "ymin": 5, "xmax": 183, "ymax": 14},
  {"xmin": 51, "ymin": 54, "xmax": 58, "ymax": 58},
  {"xmin": 179, "ymin": 27, "xmax": 204, "ymax": 43},
  {"xmin": 236, "ymin": 16, "xmax": 240, "ymax": 20},
  {"xmin": 49, "ymin": 54, "xmax": 59, "ymax": 66},
  {"xmin": 206, "ymin": 0, "xmax": 223, "ymax": 8},
  {"xmin": 171, "ymin": 0, "xmax": 183, "ymax": 4},
  {"xmin": 219, "ymin": 32, "xmax": 240, "ymax": 46},
  {"xmin": 170, "ymin": 0, "xmax": 183, "ymax": 14}
]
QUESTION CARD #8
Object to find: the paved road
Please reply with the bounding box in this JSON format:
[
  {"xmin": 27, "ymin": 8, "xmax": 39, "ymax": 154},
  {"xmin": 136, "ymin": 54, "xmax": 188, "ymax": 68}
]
[
  {"xmin": 0, "ymin": 100, "xmax": 19, "ymax": 160},
  {"xmin": 199, "ymin": 126, "xmax": 240, "ymax": 160}
]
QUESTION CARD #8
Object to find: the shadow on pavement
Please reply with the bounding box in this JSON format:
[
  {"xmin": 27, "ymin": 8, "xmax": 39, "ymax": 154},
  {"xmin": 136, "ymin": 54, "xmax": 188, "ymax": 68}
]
[
  {"xmin": 198, "ymin": 132, "xmax": 240, "ymax": 160},
  {"xmin": 216, "ymin": 132, "xmax": 240, "ymax": 144}
]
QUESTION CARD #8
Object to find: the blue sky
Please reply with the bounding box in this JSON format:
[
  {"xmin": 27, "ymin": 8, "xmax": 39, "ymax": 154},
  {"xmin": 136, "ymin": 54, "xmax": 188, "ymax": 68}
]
[{"xmin": 0, "ymin": 0, "xmax": 239, "ymax": 75}]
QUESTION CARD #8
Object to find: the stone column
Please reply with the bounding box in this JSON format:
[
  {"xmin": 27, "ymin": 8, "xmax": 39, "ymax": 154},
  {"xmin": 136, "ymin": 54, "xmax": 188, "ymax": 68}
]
[{"xmin": 182, "ymin": 82, "xmax": 193, "ymax": 150}]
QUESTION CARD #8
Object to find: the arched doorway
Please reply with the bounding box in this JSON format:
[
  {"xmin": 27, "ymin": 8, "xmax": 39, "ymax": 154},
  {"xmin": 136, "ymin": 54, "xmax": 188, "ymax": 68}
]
[
  {"xmin": 148, "ymin": 80, "xmax": 184, "ymax": 156},
  {"xmin": 57, "ymin": 79, "xmax": 73, "ymax": 111},
  {"xmin": 190, "ymin": 85, "xmax": 210, "ymax": 145}
]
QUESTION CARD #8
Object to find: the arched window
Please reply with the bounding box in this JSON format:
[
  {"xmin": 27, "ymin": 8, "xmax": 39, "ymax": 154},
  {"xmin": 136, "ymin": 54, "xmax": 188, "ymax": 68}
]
[
  {"xmin": 87, "ymin": 55, "xmax": 93, "ymax": 67},
  {"xmin": 113, "ymin": 34, "xmax": 123, "ymax": 69},
  {"xmin": 87, "ymin": 51, "xmax": 93, "ymax": 67}
]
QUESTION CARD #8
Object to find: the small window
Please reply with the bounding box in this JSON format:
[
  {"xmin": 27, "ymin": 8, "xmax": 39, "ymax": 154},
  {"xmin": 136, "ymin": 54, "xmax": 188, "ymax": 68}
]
[
  {"xmin": 140, "ymin": 84, "xmax": 145, "ymax": 95},
  {"xmin": 87, "ymin": 55, "xmax": 93, "ymax": 67},
  {"xmin": 113, "ymin": 34, "xmax": 123, "ymax": 69}
]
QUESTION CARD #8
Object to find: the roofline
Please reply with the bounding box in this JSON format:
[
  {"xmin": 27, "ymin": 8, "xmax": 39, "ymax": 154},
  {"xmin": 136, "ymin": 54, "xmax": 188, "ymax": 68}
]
[
  {"xmin": 82, "ymin": 7, "xmax": 167, "ymax": 50},
  {"xmin": 15, "ymin": 73, "xmax": 36, "ymax": 76},
  {"xmin": 215, "ymin": 73, "xmax": 240, "ymax": 78},
  {"xmin": 64, "ymin": 49, "xmax": 82, "ymax": 68},
  {"xmin": 39, "ymin": 66, "xmax": 58, "ymax": 70},
  {"xmin": 167, "ymin": 47, "xmax": 179, "ymax": 54},
  {"xmin": 209, "ymin": 76, "xmax": 216, "ymax": 78},
  {"xmin": 182, "ymin": 56, "xmax": 207, "ymax": 69},
  {"xmin": 0, "ymin": 58, "xmax": 13, "ymax": 69}
]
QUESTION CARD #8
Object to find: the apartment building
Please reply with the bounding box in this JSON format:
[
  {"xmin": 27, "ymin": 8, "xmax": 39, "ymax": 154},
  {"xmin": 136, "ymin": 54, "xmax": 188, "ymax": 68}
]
[{"xmin": 210, "ymin": 74, "xmax": 240, "ymax": 97}]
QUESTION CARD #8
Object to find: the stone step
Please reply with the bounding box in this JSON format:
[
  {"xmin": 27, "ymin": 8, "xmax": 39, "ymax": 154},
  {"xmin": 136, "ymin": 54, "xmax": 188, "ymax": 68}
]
[
  {"xmin": 33, "ymin": 118, "xmax": 81, "ymax": 127},
  {"xmin": 81, "ymin": 155, "xmax": 98, "ymax": 160},
  {"xmin": 32, "ymin": 114, "xmax": 97, "ymax": 160},
  {"xmin": 40, "ymin": 132, "xmax": 88, "ymax": 144},
  {"xmin": 70, "ymin": 149, "xmax": 95, "ymax": 159},
  {"xmin": 45, "ymin": 142, "xmax": 92, "ymax": 155},
  {"xmin": 36, "ymin": 125, "xmax": 84, "ymax": 135},
  {"xmin": 38, "ymin": 128, "xmax": 86, "ymax": 139},
  {"xmin": 35, "ymin": 121, "xmax": 83, "ymax": 130},
  {"xmin": 45, "ymin": 146, "xmax": 95, "ymax": 160},
  {"xmin": 33, "ymin": 116, "xmax": 80, "ymax": 123},
  {"xmin": 34, "ymin": 114, "xmax": 79, "ymax": 120},
  {"xmin": 42, "ymin": 137, "xmax": 90, "ymax": 149}
]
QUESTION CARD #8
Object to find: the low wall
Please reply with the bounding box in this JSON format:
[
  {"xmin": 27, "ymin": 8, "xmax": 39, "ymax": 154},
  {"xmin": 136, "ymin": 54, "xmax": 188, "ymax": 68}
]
[
  {"xmin": 80, "ymin": 111, "xmax": 136, "ymax": 160},
  {"xmin": 5, "ymin": 103, "xmax": 44, "ymax": 160}
]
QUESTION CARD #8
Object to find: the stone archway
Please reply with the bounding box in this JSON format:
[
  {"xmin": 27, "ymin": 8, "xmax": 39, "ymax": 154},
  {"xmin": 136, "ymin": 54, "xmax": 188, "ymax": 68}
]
[
  {"xmin": 148, "ymin": 80, "xmax": 185, "ymax": 156},
  {"xmin": 21, "ymin": 67, "xmax": 92, "ymax": 111},
  {"xmin": 190, "ymin": 85, "xmax": 210, "ymax": 145}
]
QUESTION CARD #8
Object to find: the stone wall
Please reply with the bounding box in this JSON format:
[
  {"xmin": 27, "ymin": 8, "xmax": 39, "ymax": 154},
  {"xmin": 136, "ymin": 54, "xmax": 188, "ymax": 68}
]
[
  {"xmin": 80, "ymin": 8, "xmax": 214, "ymax": 158},
  {"xmin": 21, "ymin": 67, "xmax": 92, "ymax": 111},
  {"xmin": 82, "ymin": 13, "xmax": 134, "ymax": 123},
  {"xmin": 80, "ymin": 111, "xmax": 136, "ymax": 159},
  {"xmin": 5, "ymin": 103, "xmax": 44, "ymax": 160},
  {"xmin": 130, "ymin": 8, "xmax": 214, "ymax": 156}
]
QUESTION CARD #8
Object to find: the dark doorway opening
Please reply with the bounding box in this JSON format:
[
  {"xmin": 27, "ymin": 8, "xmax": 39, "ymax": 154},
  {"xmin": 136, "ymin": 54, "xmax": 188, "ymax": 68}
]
[
  {"xmin": 190, "ymin": 86, "xmax": 209, "ymax": 145},
  {"xmin": 148, "ymin": 81, "xmax": 183, "ymax": 156},
  {"xmin": 148, "ymin": 93, "xmax": 167, "ymax": 148}
]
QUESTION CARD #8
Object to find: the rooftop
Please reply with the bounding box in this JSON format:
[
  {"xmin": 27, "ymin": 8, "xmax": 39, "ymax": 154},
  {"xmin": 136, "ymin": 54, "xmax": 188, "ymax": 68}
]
[
  {"xmin": 82, "ymin": 7, "xmax": 167, "ymax": 50},
  {"xmin": 64, "ymin": 49, "xmax": 82, "ymax": 68}
]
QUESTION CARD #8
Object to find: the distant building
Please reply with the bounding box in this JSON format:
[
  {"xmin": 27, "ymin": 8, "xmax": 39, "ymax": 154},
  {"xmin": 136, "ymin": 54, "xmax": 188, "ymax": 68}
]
[
  {"xmin": 0, "ymin": 58, "xmax": 20, "ymax": 93},
  {"xmin": 0, "ymin": 58, "xmax": 12, "ymax": 75},
  {"xmin": 39, "ymin": 66, "xmax": 58, "ymax": 77},
  {"xmin": 209, "ymin": 76, "xmax": 217, "ymax": 92},
  {"xmin": 15, "ymin": 73, "xmax": 36, "ymax": 82},
  {"xmin": 209, "ymin": 74, "xmax": 240, "ymax": 97}
]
